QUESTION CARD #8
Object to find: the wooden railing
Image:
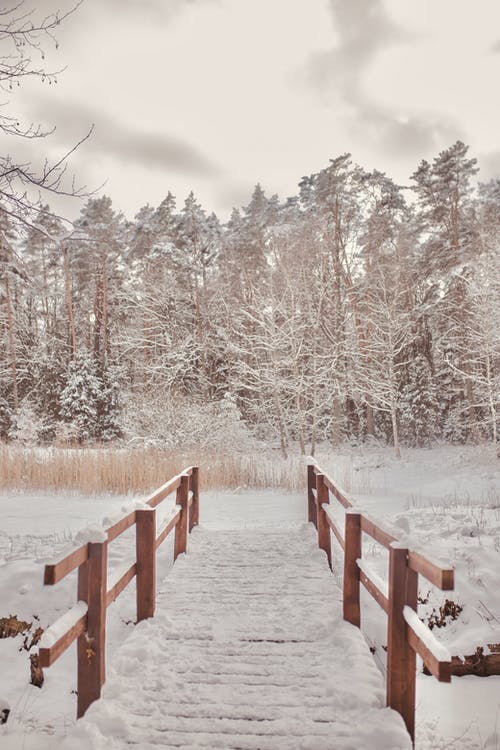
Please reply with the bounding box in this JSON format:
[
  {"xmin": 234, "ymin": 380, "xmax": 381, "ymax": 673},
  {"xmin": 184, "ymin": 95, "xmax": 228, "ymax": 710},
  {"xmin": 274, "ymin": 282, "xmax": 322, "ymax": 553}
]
[
  {"xmin": 307, "ymin": 463, "xmax": 454, "ymax": 746},
  {"xmin": 38, "ymin": 466, "xmax": 199, "ymax": 718}
]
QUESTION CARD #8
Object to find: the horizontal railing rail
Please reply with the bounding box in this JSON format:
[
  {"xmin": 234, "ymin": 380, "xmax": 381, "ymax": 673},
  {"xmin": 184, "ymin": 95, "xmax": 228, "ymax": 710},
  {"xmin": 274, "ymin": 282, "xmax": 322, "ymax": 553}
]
[
  {"xmin": 38, "ymin": 466, "xmax": 199, "ymax": 718},
  {"xmin": 307, "ymin": 462, "xmax": 454, "ymax": 746}
]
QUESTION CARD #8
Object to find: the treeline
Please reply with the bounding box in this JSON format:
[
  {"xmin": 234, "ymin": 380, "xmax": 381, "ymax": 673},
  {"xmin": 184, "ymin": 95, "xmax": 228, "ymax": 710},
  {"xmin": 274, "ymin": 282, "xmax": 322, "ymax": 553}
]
[{"xmin": 0, "ymin": 141, "xmax": 498, "ymax": 456}]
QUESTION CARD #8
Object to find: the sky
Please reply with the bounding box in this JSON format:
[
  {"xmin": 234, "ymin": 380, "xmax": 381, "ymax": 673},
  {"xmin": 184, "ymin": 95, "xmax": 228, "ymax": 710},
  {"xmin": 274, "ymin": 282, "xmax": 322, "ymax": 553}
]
[{"xmin": 5, "ymin": 0, "xmax": 500, "ymax": 222}]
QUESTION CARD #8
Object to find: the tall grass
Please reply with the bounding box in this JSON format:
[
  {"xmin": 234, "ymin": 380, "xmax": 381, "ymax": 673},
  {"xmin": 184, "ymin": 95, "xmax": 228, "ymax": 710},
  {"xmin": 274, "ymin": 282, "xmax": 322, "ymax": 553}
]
[{"xmin": 0, "ymin": 446, "xmax": 312, "ymax": 494}]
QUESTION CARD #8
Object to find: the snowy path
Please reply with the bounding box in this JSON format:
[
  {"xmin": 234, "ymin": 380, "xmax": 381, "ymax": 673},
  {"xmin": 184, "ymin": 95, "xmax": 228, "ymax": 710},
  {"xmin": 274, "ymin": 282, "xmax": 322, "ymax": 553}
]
[{"xmin": 62, "ymin": 524, "xmax": 410, "ymax": 750}]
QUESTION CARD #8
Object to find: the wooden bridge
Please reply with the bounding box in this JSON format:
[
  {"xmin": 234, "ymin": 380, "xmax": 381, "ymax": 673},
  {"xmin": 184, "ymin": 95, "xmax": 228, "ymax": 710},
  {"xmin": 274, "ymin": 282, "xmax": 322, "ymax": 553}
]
[{"xmin": 38, "ymin": 465, "xmax": 454, "ymax": 749}]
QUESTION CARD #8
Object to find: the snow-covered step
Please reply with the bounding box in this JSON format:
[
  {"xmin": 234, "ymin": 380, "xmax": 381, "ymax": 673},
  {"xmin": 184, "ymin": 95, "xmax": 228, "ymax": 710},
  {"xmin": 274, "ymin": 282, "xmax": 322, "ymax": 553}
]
[{"xmin": 60, "ymin": 524, "xmax": 411, "ymax": 749}]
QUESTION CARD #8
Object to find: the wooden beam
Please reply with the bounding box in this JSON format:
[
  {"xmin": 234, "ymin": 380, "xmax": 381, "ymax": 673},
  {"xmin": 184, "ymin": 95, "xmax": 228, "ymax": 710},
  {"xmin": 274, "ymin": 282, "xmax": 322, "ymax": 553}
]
[
  {"xmin": 307, "ymin": 464, "xmax": 317, "ymax": 527},
  {"xmin": 105, "ymin": 511, "xmax": 136, "ymax": 543},
  {"xmin": 44, "ymin": 545, "xmax": 88, "ymax": 585},
  {"xmin": 146, "ymin": 476, "xmax": 182, "ymax": 509},
  {"xmin": 322, "ymin": 475, "xmax": 352, "ymax": 509},
  {"xmin": 343, "ymin": 512, "xmax": 361, "ymax": 627},
  {"xmin": 315, "ymin": 474, "xmax": 332, "ymax": 570},
  {"xmin": 386, "ymin": 546, "xmax": 417, "ymax": 744},
  {"xmin": 325, "ymin": 512, "xmax": 345, "ymax": 550},
  {"xmin": 155, "ymin": 510, "xmax": 181, "ymax": 550},
  {"xmin": 359, "ymin": 569, "xmax": 389, "ymax": 614},
  {"xmin": 136, "ymin": 508, "xmax": 156, "ymax": 621},
  {"xmin": 189, "ymin": 466, "xmax": 199, "ymax": 531},
  {"xmin": 77, "ymin": 541, "xmax": 107, "ymax": 718},
  {"xmin": 360, "ymin": 516, "xmax": 397, "ymax": 550},
  {"xmin": 407, "ymin": 626, "xmax": 451, "ymax": 682},
  {"xmin": 174, "ymin": 475, "xmax": 189, "ymax": 561},
  {"xmin": 408, "ymin": 550, "xmax": 454, "ymax": 590},
  {"xmin": 38, "ymin": 614, "xmax": 87, "ymax": 667},
  {"xmin": 106, "ymin": 563, "xmax": 137, "ymax": 607}
]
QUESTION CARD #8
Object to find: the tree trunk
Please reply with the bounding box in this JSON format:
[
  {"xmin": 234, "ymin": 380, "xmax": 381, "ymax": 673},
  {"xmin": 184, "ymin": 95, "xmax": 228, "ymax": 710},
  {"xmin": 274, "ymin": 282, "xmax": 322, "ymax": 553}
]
[
  {"xmin": 63, "ymin": 246, "xmax": 77, "ymax": 359},
  {"xmin": 391, "ymin": 406, "xmax": 401, "ymax": 459},
  {"xmin": 4, "ymin": 275, "xmax": 18, "ymax": 409}
]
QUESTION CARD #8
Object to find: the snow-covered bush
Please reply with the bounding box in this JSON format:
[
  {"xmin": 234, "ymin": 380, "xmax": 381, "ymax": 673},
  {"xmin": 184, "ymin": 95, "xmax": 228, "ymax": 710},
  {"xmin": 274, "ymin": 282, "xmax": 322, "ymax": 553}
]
[
  {"xmin": 121, "ymin": 389, "xmax": 257, "ymax": 452},
  {"xmin": 8, "ymin": 400, "xmax": 44, "ymax": 445}
]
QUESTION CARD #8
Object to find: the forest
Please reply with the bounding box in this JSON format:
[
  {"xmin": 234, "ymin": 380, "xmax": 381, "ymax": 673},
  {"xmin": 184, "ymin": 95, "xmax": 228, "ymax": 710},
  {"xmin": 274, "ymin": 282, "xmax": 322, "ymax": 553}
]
[{"xmin": 0, "ymin": 141, "xmax": 499, "ymax": 457}]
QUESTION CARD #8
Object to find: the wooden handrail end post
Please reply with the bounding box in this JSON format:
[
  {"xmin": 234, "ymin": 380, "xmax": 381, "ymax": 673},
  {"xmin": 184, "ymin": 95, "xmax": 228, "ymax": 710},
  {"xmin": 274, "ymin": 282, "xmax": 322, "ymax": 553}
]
[
  {"xmin": 387, "ymin": 544, "xmax": 417, "ymax": 745},
  {"xmin": 77, "ymin": 540, "xmax": 107, "ymax": 718},
  {"xmin": 189, "ymin": 466, "xmax": 200, "ymax": 532},
  {"xmin": 343, "ymin": 511, "xmax": 361, "ymax": 627},
  {"xmin": 174, "ymin": 474, "xmax": 189, "ymax": 561},
  {"xmin": 136, "ymin": 507, "xmax": 157, "ymax": 622},
  {"xmin": 315, "ymin": 473, "xmax": 332, "ymax": 570},
  {"xmin": 307, "ymin": 463, "xmax": 317, "ymax": 528}
]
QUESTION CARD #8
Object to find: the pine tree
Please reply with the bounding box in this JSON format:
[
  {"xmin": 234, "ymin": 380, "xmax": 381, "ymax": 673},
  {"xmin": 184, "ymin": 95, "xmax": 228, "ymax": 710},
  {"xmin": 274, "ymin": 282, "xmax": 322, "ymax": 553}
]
[
  {"xmin": 411, "ymin": 142, "xmax": 480, "ymax": 442},
  {"xmin": 59, "ymin": 352, "xmax": 106, "ymax": 443}
]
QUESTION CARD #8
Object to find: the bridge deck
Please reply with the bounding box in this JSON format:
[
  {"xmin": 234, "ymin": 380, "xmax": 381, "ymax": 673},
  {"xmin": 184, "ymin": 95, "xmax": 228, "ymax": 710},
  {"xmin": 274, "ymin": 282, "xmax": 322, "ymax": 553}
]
[{"xmin": 63, "ymin": 525, "xmax": 410, "ymax": 749}]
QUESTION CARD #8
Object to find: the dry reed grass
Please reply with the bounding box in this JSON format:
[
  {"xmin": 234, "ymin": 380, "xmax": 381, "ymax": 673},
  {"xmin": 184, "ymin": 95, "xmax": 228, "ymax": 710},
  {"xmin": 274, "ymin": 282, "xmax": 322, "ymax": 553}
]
[{"xmin": 0, "ymin": 446, "xmax": 311, "ymax": 494}]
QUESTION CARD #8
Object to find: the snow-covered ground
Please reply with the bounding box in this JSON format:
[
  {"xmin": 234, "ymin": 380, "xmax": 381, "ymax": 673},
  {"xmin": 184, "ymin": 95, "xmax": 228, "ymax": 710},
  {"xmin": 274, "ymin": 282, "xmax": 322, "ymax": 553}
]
[{"xmin": 0, "ymin": 444, "xmax": 499, "ymax": 748}]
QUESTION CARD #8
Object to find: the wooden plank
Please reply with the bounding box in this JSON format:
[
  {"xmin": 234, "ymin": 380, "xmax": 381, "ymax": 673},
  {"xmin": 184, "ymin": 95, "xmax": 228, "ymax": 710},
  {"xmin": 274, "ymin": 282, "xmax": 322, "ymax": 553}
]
[
  {"xmin": 386, "ymin": 546, "xmax": 417, "ymax": 743},
  {"xmin": 106, "ymin": 511, "xmax": 136, "ymax": 543},
  {"xmin": 174, "ymin": 475, "xmax": 189, "ymax": 561},
  {"xmin": 106, "ymin": 563, "xmax": 136, "ymax": 607},
  {"xmin": 155, "ymin": 510, "xmax": 181, "ymax": 550},
  {"xmin": 407, "ymin": 626, "xmax": 451, "ymax": 682},
  {"xmin": 146, "ymin": 475, "xmax": 182, "ymax": 509},
  {"xmin": 38, "ymin": 614, "xmax": 87, "ymax": 667},
  {"xmin": 322, "ymin": 475, "xmax": 352, "ymax": 509},
  {"xmin": 408, "ymin": 550, "xmax": 454, "ymax": 590},
  {"xmin": 343, "ymin": 512, "xmax": 361, "ymax": 626},
  {"xmin": 359, "ymin": 569, "xmax": 389, "ymax": 613},
  {"xmin": 307, "ymin": 464, "xmax": 317, "ymax": 528},
  {"xmin": 136, "ymin": 508, "xmax": 156, "ymax": 621},
  {"xmin": 325, "ymin": 513, "xmax": 344, "ymax": 550},
  {"xmin": 360, "ymin": 515, "xmax": 397, "ymax": 549},
  {"xmin": 189, "ymin": 466, "xmax": 199, "ymax": 531},
  {"xmin": 44, "ymin": 544, "xmax": 88, "ymax": 585},
  {"xmin": 315, "ymin": 474, "xmax": 332, "ymax": 570},
  {"xmin": 77, "ymin": 541, "xmax": 107, "ymax": 718}
]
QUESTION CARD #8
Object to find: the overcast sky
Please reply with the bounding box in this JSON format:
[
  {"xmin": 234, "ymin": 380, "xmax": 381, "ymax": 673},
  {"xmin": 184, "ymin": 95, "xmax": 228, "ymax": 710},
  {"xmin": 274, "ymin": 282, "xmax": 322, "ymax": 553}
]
[{"xmin": 8, "ymin": 0, "xmax": 500, "ymax": 221}]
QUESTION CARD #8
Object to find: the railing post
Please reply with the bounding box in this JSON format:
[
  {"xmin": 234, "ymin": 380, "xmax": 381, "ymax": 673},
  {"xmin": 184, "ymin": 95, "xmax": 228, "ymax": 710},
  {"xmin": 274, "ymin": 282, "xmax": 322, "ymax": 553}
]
[
  {"xmin": 387, "ymin": 543, "xmax": 418, "ymax": 745},
  {"xmin": 136, "ymin": 507, "xmax": 156, "ymax": 621},
  {"xmin": 174, "ymin": 474, "xmax": 189, "ymax": 561},
  {"xmin": 189, "ymin": 466, "xmax": 199, "ymax": 532},
  {"xmin": 315, "ymin": 473, "xmax": 332, "ymax": 570},
  {"xmin": 307, "ymin": 464, "xmax": 317, "ymax": 528},
  {"xmin": 343, "ymin": 510, "xmax": 361, "ymax": 627},
  {"xmin": 77, "ymin": 540, "xmax": 107, "ymax": 718}
]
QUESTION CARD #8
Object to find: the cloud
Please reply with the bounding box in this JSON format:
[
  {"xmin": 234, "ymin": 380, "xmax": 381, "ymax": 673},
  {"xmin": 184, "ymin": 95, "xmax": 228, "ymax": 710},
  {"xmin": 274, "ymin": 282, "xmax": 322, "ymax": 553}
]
[
  {"xmin": 303, "ymin": 0, "xmax": 463, "ymax": 161},
  {"xmin": 345, "ymin": 106, "xmax": 462, "ymax": 159},
  {"xmin": 491, "ymin": 39, "xmax": 500, "ymax": 53},
  {"xmin": 213, "ymin": 179, "xmax": 255, "ymax": 214},
  {"xmin": 29, "ymin": 96, "xmax": 221, "ymax": 179},
  {"xmin": 479, "ymin": 150, "xmax": 500, "ymax": 179},
  {"xmin": 30, "ymin": 0, "xmax": 215, "ymax": 23},
  {"xmin": 306, "ymin": 0, "xmax": 407, "ymax": 102}
]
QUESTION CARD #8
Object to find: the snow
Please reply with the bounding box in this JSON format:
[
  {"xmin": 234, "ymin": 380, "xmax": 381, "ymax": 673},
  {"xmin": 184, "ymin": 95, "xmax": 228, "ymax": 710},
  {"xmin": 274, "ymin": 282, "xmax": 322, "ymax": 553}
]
[
  {"xmin": 39, "ymin": 602, "xmax": 88, "ymax": 650},
  {"xmin": 403, "ymin": 605, "xmax": 451, "ymax": 662},
  {"xmin": 102, "ymin": 499, "xmax": 151, "ymax": 530},
  {"xmin": 57, "ymin": 525, "xmax": 411, "ymax": 750},
  {"xmin": 0, "ymin": 444, "xmax": 499, "ymax": 749},
  {"xmin": 357, "ymin": 557, "xmax": 389, "ymax": 599},
  {"xmin": 74, "ymin": 526, "xmax": 108, "ymax": 545}
]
